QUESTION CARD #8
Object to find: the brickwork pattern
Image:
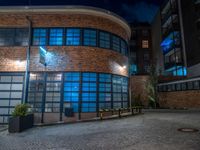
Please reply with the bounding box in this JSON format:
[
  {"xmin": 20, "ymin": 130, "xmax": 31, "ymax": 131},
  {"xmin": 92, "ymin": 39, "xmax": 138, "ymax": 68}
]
[
  {"xmin": 159, "ymin": 91, "xmax": 200, "ymax": 109},
  {"xmin": 0, "ymin": 14, "xmax": 129, "ymax": 40}
]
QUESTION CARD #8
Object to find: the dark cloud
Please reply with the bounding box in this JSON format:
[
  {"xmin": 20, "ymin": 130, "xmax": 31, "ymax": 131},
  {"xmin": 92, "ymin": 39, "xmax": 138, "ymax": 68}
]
[{"xmin": 122, "ymin": 2, "xmax": 159, "ymax": 23}]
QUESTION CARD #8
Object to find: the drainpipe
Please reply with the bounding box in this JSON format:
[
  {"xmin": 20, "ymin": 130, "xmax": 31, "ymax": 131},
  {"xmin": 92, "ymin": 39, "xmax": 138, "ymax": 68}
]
[{"xmin": 23, "ymin": 16, "xmax": 32, "ymax": 103}]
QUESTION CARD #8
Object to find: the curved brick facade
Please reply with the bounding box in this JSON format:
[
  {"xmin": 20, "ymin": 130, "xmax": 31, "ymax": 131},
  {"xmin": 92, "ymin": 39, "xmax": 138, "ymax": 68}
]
[
  {"xmin": 0, "ymin": 7, "xmax": 131, "ymax": 124},
  {"xmin": 0, "ymin": 14, "xmax": 129, "ymax": 41},
  {"xmin": 0, "ymin": 12, "xmax": 130, "ymax": 76}
]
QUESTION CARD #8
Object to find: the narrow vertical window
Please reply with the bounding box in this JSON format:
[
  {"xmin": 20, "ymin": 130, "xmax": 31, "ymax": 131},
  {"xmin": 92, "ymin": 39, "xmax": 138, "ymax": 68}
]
[
  {"xmin": 99, "ymin": 31, "xmax": 110, "ymax": 49},
  {"xmin": 112, "ymin": 35, "xmax": 120, "ymax": 52}
]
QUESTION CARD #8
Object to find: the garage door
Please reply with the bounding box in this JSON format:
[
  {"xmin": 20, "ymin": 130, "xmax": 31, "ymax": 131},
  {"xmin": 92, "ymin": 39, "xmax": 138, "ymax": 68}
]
[{"xmin": 0, "ymin": 73, "xmax": 24, "ymax": 124}]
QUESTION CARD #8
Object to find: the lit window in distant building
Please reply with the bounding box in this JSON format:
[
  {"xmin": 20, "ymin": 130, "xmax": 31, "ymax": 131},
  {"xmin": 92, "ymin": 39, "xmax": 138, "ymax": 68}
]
[{"xmin": 142, "ymin": 40, "xmax": 149, "ymax": 48}]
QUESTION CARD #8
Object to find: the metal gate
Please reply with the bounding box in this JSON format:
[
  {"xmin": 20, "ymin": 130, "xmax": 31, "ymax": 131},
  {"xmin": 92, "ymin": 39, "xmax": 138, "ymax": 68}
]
[{"xmin": 0, "ymin": 73, "xmax": 24, "ymax": 124}]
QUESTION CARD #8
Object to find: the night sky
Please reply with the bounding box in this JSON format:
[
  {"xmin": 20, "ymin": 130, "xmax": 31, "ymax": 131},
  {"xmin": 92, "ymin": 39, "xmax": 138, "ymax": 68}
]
[{"xmin": 0, "ymin": 0, "xmax": 164, "ymax": 23}]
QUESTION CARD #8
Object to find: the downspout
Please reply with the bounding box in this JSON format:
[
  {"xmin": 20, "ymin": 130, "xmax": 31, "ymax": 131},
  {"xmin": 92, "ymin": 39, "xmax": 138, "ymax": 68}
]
[
  {"xmin": 23, "ymin": 16, "xmax": 32, "ymax": 103},
  {"xmin": 178, "ymin": 0, "xmax": 187, "ymax": 73}
]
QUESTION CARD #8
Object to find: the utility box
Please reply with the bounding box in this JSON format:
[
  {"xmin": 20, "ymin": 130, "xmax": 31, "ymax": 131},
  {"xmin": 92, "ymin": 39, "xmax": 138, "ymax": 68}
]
[{"xmin": 64, "ymin": 108, "xmax": 74, "ymax": 117}]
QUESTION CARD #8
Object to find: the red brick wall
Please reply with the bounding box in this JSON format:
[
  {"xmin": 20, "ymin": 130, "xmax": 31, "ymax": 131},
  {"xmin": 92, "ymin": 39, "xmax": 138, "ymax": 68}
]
[
  {"xmin": 159, "ymin": 91, "xmax": 200, "ymax": 109},
  {"xmin": 0, "ymin": 14, "xmax": 129, "ymax": 40},
  {"xmin": 130, "ymin": 75, "xmax": 149, "ymax": 106},
  {"xmin": 0, "ymin": 47, "xmax": 27, "ymax": 72},
  {"xmin": 29, "ymin": 46, "xmax": 128, "ymax": 76}
]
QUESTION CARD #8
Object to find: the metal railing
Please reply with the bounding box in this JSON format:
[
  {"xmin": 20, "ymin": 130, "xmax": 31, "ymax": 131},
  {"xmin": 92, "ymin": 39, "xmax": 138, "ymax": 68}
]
[{"xmin": 99, "ymin": 106, "xmax": 142, "ymax": 120}]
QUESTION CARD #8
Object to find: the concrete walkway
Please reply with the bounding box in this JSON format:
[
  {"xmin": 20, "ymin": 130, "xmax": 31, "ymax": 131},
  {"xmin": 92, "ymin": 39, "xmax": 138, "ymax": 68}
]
[{"xmin": 0, "ymin": 111, "xmax": 200, "ymax": 150}]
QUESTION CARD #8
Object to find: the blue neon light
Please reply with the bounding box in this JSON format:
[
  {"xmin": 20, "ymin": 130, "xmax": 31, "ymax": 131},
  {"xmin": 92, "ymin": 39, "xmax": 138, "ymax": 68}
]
[
  {"xmin": 39, "ymin": 46, "xmax": 47, "ymax": 54},
  {"xmin": 161, "ymin": 32, "xmax": 179, "ymax": 54}
]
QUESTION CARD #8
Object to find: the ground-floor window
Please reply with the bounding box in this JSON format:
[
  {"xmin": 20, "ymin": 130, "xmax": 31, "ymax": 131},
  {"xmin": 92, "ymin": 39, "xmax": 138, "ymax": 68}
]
[
  {"xmin": 0, "ymin": 73, "xmax": 24, "ymax": 124},
  {"xmin": 27, "ymin": 72, "xmax": 129, "ymax": 115},
  {"xmin": 0, "ymin": 72, "xmax": 129, "ymax": 123}
]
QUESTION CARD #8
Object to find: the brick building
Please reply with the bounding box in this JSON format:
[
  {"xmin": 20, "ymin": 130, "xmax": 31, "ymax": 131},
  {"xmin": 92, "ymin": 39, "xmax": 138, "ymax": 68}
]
[{"xmin": 0, "ymin": 6, "xmax": 131, "ymax": 124}]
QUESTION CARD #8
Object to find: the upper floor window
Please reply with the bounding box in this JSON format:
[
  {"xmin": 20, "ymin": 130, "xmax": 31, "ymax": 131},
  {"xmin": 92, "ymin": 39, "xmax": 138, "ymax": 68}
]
[
  {"xmin": 0, "ymin": 28, "xmax": 28, "ymax": 46},
  {"xmin": 83, "ymin": 29, "xmax": 96, "ymax": 46},
  {"xmin": 99, "ymin": 31, "xmax": 110, "ymax": 49},
  {"xmin": 32, "ymin": 28, "xmax": 47, "ymax": 46},
  {"xmin": 15, "ymin": 29, "xmax": 29, "ymax": 46},
  {"xmin": 112, "ymin": 35, "xmax": 120, "ymax": 52},
  {"xmin": 66, "ymin": 28, "xmax": 81, "ymax": 46},
  {"xmin": 142, "ymin": 40, "xmax": 149, "ymax": 48},
  {"xmin": 49, "ymin": 28, "xmax": 63, "ymax": 46},
  {"xmin": 121, "ymin": 40, "xmax": 127, "ymax": 55}
]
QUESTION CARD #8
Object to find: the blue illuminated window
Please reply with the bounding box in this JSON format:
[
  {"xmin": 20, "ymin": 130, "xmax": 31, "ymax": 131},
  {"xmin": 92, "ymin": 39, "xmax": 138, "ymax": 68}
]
[
  {"xmin": 112, "ymin": 35, "xmax": 120, "ymax": 52},
  {"xmin": 64, "ymin": 72, "xmax": 80, "ymax": 112},
  {"xmin": 64, "ymin": 92, "xmax": 79, "ymax": 102},
  {"xmin": 99, "ymin": 93, "xmax": 111, "ymax": 109},
  {"xmin": 82, "ymin": 93, "xmax": 96, "ymax": 102},
  {"xmin": 66, "ymin": 28, "xmax": 80, "ymax": 45},
  {"xmin": 49, "ymin": 28, "xmax": 63, "ymax": 45},
  {"xmin": 64, "ymin": 72, "xmax": 80, "ymax": 81},
  {"xmin": 83, "ymin": 29, "xmax": 97, "ymax": 46},
  {"xmin": 82, "ymin": 83, "xmax": 96, "ymax": 91},
  {"xmin": 121, "ymin": 40, "xmax": 128, "ymax": 55},
  {"xmin": 64, "ymin": 82, "xmax": 79, "ymax": 92},
  {"xmin": 99, "ymin": 31, "xmax": 110, "ymax": 49},
  {"xmin": 82, "ymin": 73, "xmax": 96, "ymax": 82},
  {"xmin": 32, "ymin": 28, "xmax": 47, "ymax": 46},
  {"xmin": 82, "ymin": 103, "xmax": 96, "ymax": 112},
  {"xmin": 99, "ymin": 74, "xmax": 111, "ymax": 83},
  {"xmin": 81, "ymin": 72, "xmax": 97, "ymax": 112},
  {"xmin": 99, "ymin": 83, "xmax": 111, "ymax": 92},
  {"xmin": 99, "ymin": 93, "xmax": 111, "ymax": 102}
]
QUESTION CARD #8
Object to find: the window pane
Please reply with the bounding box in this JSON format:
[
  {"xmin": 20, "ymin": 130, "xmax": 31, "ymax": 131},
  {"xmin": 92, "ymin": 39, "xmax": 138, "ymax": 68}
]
[
  {"xmin": 99, "ymin": 31, "xmax": 110, "ymax": 49},
  {"xmin": 121, "ymin": 40, "xmax": 128, "ymax": 55},
  {"xmin": 66, "ymin": 28, "xmax": 80, "ymax": 45},
  {"xmin": 49, "ymin": 28, "xmax": 63, "ymax": 46},
  {"xmin": 112, "ymin": 35, "xmax": 120, "ymax": 52},
  {"xmin": 83, "ymin": 29, "xmax": 97, "ymax": 46},
  {"xmin": 32, "ymin": 28, "xmax": 47, "ymax": 46}
]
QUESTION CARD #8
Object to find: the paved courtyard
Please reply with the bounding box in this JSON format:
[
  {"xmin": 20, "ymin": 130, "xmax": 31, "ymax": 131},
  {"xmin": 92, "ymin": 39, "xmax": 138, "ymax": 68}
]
[{"xmin": 0, "ymin": 111, "xmax": 200, "ymax": 150}]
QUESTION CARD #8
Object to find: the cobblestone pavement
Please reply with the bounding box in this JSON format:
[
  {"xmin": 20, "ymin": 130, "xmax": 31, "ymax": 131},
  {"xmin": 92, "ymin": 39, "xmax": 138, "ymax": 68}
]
[{"xmin": 0, "ymin": 111, "xmax": 200, "ymax": 150}]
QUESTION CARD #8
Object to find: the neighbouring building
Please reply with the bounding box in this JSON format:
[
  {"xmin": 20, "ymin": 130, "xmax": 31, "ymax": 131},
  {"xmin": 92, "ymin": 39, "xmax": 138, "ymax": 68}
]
[
  {"xmin": 156, "ymin": 0, "xmax": 200, "ymax": 109},
  {"xmin": 129, "ymin": 22, "xmax": 153, "ymax": 75},
  {"xmin": 0, "ymin": 6, "xmax": 131, "ymax": 124}
]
